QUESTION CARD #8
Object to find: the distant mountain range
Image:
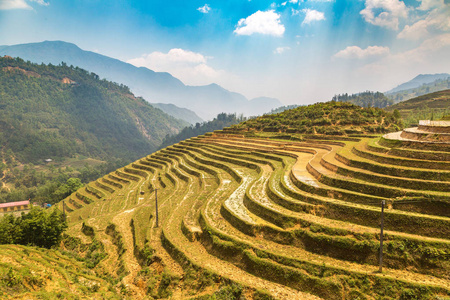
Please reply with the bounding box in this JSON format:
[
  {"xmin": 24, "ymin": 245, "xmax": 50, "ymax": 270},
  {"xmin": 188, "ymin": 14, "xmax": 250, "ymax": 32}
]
[
  {"xmin": 386, "ymin": 76, "xmax": 450, "ymax": 103},
  {"xmin": 0, "ymin": 41, "xmax": 283, "ymax": 120},
  {"xmin": 387, "ymin": 73, "xmax": 450, "ymax": 94}
]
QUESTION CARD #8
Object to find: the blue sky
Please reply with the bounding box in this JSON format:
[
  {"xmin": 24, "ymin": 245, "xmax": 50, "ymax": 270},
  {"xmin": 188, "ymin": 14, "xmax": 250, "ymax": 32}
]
[{"xmin": 1, "ymin": 0, "xmax": 449, "ymax": 104}]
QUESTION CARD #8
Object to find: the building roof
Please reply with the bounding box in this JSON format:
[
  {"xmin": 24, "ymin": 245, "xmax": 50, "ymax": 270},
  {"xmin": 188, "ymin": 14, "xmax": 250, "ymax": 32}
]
[{"xmin": 0, "ymin": 200, "xmax": 30, "ymax": 209}]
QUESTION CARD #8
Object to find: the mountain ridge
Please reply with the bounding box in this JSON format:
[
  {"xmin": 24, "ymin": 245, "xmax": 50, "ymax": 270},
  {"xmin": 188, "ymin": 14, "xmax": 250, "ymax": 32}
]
[
  {"xmin": 387, "ymin": 73, "xmax": 450, "ymax": 94},
  {"xmin": 0, "ymin": 41, "xmax": 283, "ymax": 120}
]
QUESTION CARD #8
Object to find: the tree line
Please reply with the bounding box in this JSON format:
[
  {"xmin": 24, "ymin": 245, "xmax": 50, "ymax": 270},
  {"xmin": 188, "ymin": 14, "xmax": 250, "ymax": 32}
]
[
  {"xmin": 0, "ymin": 207, "xmax": 67, "ymax": 248},
  {"xmin": 332, "ymin": 91, "xmax": 394, "ymax": 108}
]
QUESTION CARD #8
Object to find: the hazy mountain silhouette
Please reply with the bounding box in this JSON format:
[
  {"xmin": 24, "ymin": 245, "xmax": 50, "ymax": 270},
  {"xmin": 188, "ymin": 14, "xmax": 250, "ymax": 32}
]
[
  {"xmin": 387, "ymin": 73, "xmax": 450, "ymax": 94},
  {"xmin": 0, "ymin": 41, "xmax": 282, "ymax": 119}
]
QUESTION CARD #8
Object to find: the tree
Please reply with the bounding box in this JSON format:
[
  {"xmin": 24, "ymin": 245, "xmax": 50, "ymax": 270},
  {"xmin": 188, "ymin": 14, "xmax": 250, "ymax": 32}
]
[
  {"xmin": 52, "ymin": 177, "xmax": 84, "ymax": 203},
  {"xmin": 3, "ymin": 207, "xmax": 68, "ymax": 248}
]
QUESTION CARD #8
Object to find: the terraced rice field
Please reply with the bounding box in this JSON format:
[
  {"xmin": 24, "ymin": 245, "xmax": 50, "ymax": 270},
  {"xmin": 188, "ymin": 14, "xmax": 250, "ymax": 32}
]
[{"xmin": 59, "ymin": 132, "xmax": 450, "ymax": 299}]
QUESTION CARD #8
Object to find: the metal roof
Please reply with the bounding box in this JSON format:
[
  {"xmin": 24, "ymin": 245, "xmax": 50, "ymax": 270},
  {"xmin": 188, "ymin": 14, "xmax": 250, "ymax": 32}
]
[{"xmin": 0, "ymin": 200, "xmax": 30, "ymax": 209}]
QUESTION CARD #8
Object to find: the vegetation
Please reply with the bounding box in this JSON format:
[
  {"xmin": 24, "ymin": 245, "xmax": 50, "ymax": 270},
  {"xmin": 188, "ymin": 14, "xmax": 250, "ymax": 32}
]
[
  {"xmin": 387, "ymin": 77, "xmax": 450, "ymax": 102},
  {"xmin": 0, "ymin": 244, "xmax": 119, "ymax": 298},
  {"xmin": 159, "ymin": 113, "xmax": 246, "ymax": 149},
  {"xmin": 385, "ymin": 89, "xmax": 450, "ymax": 127},
  {"xmin": 0, "ymin": 157, "xmax": 128, "ymax": 205},
  {"xmin": 230, "ymin": 101, "xmax": 403, "ymax": 135},
  {"xmin": 0, "ymin": 207, "xmax": 66, "ymax": 248},
  {"xmin": 332, "ymin": 91, "xmax": 394, "ymax": 108}
]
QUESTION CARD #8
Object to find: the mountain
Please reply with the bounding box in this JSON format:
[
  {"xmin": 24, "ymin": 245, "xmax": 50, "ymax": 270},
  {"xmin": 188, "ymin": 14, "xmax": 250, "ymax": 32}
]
[
  {"xmin": 387, "ymin": 73, "xmax": 450, "ymax": 94},
  {"xmin": 386, "ymin": 77, "xmax": 450, "ymax": 103},
  {"xmin": 0, "ymin": 41, "xmax": 283, "ymax": 120},
  {"xmin": 0, "ymin": 56, "xmax": 186, "ymax": 163},
  {"xmin": 151, "ymin": 103, "xmax": 203, "ymax": 125}
]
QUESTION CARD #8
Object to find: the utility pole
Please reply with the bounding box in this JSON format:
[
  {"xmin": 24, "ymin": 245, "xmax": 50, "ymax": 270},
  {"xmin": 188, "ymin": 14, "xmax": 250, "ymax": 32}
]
[
  {"xmin": 379, "ymin": 199, "xmax": 385, "ymax": 273},
  {"xmin": 155, "ymin": 188, "xmax": 159, "ymax": 228},
  {"xmin": 62, "ymin": 200, "xmax": 66, "ymax": 221}
]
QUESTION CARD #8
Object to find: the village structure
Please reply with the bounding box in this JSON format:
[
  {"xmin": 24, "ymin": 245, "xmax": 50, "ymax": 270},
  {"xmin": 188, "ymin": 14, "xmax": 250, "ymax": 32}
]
[{"xmin": 0, "ymin": 200, "xmax": 31, "ymax": 215}]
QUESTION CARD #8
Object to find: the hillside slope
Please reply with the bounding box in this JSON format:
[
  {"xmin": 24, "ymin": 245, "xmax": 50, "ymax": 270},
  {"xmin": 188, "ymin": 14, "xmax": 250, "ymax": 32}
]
[
  {"xmin": 0, "ymin": 56, "xmax": 186, "ymax": 163},
  {"xmin": 54, "ymin": 101, "xmax": 449, "ymax": 299},
  {"xmin": 0, "ymin": 41, "xmax": 283, "ymax": 120},
  {"xmin": 385, "ymin": 89, "xmax": 450, "ymax": 126}
]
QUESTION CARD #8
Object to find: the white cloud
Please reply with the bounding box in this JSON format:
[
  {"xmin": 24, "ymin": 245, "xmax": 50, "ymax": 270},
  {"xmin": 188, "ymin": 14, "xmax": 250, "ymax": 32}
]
[
  {"xmin": 394, "ymin": 33, "xmax": 450, "ymax": 63},
  {"xmin": 0, "ymin": 0, "xmax": 48, "ymax": 9},
  {"xmin": 127, "ymin": 49, "xmax": 225, "ymax": 86},
  {"xmin": 334, "ymin": 45, "xmax": 390, "ymax": 59},
  {"xmin": 234, "ymin": 10, "xmax": 285, "ymax": 36},
  {"xmin": 397, "ymin": 20, "xmax": 429, "ymax": 40},
  {"xmin": 417, "ymin": 0, "xmax": 444, "ymax": 10},
  {"xmin": 289, "ymin": 0, "xmax": 299, "ymax": 3},
  {"xmin": 355, "ymin": 33, "xmax": 450, "ymax": 83},
  {"xmin": 129, "ymin": 48, "xmax": 207, "ymax": 66},
  {"xmin": 302, "ymin": 9, "xmax": 325, "ymax": 25},
  {"xmin": 360, "ymin": 0, "xmax": 408, "ymax": 30},
  {"xmin": 0, "ymin": 0, "xmax": 31, "ymax": 9},
  {"xmin": 197, "ymin": 4, "xmax": 210, "ymax": 14},
  {"xmin": 30, "ymin": 0, "xmax": 48, "ymax": 6},
  {"xmin": 397, "ymin": 5, "xmax": 450, "ymax": 40},
  {"xmin": 274, "ymin": 46, "xmax": 291, "ymax": 54}
]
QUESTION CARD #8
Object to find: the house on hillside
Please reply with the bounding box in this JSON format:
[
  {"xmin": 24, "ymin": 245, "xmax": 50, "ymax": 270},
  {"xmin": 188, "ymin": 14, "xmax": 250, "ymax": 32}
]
[{"xmin": 0, "ymin": 200, "xmax": 30, "ymax": 214}]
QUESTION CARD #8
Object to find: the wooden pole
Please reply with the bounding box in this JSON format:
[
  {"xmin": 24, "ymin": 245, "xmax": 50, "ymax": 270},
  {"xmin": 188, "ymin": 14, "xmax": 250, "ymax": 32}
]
[
  {"xmin": 155, "ymin": 188, "xmax": 159, "ymax": 228},
  {"xmin": 379, "ymin": 199, "xmax": 385, "ymax": 273}
]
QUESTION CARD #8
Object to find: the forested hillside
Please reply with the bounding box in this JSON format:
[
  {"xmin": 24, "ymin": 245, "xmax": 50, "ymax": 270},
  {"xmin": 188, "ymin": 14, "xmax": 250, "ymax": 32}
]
[{"xmin": 0, "ymin": 56, "xmax": 186, "ymax": 164}]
